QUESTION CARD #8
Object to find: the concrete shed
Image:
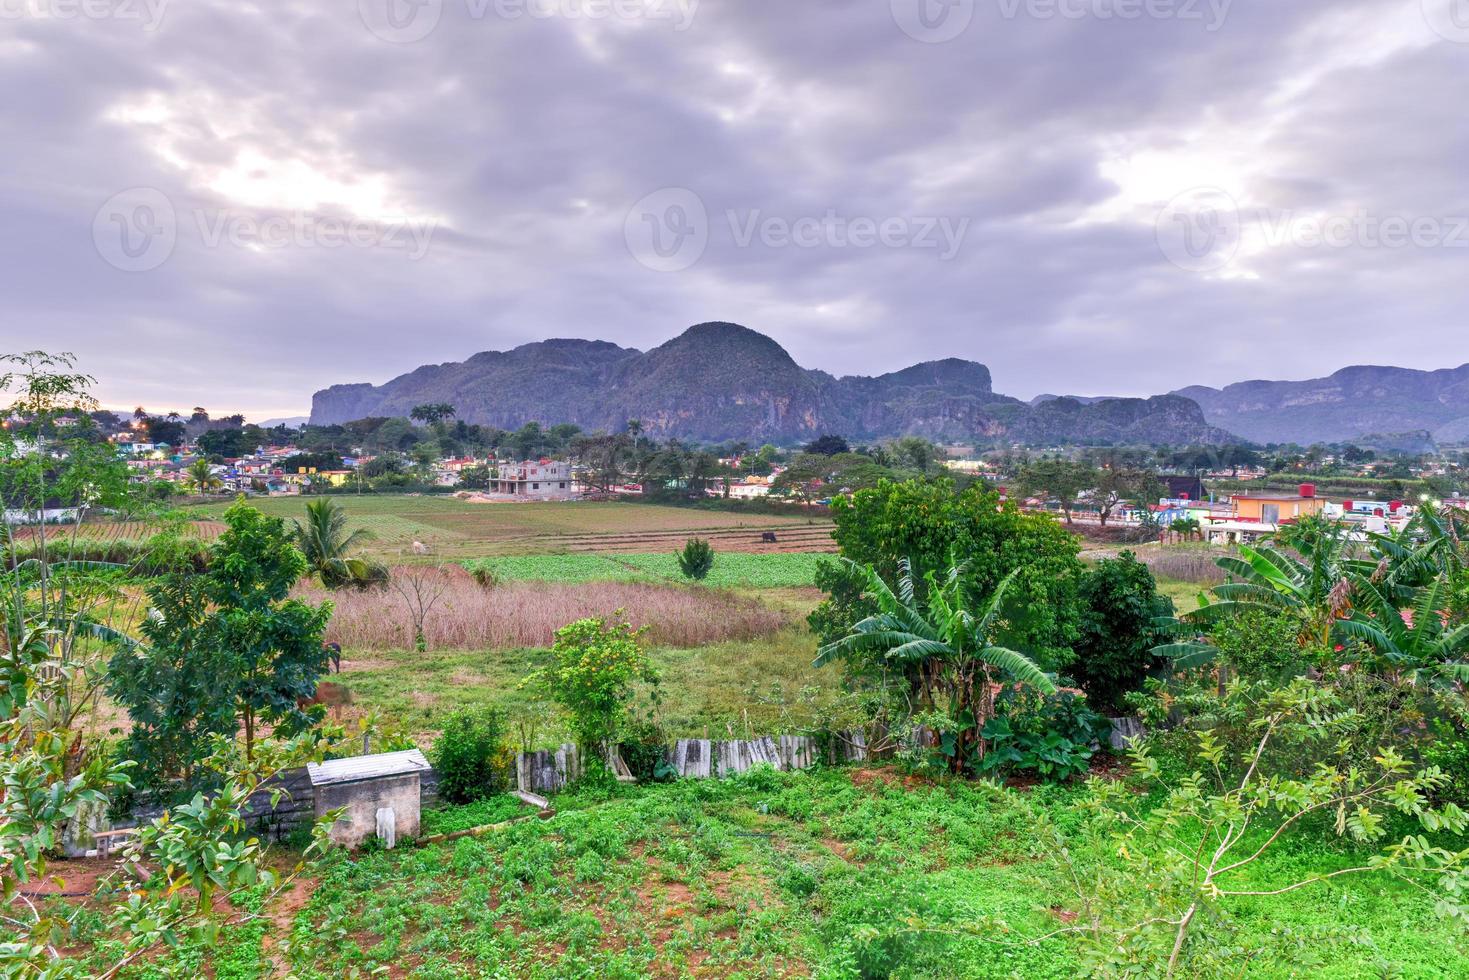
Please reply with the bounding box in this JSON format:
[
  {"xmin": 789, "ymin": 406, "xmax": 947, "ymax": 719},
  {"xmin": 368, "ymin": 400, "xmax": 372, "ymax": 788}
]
[{"xmin": 308, "ymin": 749, "xmax": 431, "ymax": 849}]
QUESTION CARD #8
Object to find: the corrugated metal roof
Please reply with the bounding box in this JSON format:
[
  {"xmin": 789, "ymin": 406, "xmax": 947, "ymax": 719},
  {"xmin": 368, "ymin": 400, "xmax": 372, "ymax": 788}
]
[{"xmin": 307, "ymin": 749, "xmax": 431, "ymax": 786}]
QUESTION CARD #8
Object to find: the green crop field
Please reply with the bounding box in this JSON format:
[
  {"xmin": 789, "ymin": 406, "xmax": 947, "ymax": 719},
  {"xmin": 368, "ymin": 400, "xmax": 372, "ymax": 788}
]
[
  {"xmin": 464, "ymin": 552, "xmax": 827, "ymax": 588},
  {"xmin": 187, "ymin": 495, "xmax": 834, "ymax": 559}
]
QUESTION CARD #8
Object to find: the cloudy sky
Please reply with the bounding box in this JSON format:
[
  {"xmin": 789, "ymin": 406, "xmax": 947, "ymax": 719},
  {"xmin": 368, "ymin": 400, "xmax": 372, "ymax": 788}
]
[{"xmin": 5, "ymin": 0, "xmax": 1469, "ymax": 420}]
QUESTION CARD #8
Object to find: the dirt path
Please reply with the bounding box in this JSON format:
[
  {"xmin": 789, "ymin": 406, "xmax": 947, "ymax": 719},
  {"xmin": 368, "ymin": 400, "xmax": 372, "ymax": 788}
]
[{"xmin": 260, "ymin": 875, "xmax": 316, "ymax": 978}]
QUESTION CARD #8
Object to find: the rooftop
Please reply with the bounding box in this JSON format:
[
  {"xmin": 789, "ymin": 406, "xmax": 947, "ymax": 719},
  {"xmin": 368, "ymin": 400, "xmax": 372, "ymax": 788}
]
[{"xmin": 307, "ymin": 749, "xmax": 431, "ymax": 787}]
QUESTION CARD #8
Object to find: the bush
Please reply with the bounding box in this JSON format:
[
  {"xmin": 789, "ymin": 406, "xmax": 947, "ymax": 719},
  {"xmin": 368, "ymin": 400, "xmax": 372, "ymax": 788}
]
[
  {"xmin": 978, "ymin": 689, "xmax": 1109, "ymax": 782},
  {"xmin": 1211, "ymin": 608, "xmax": 1307, "ymax": 679},
  {"xmin": 431, "ymin": 707, "xmax": 513, "ymax": 804},
  {"xmin": 1070, "ymin": 552, "xmax": 1174, "ymax": 713},
  {"xmin": 675, "ymin": 537, "xmax": 715, "ymax": 580}
]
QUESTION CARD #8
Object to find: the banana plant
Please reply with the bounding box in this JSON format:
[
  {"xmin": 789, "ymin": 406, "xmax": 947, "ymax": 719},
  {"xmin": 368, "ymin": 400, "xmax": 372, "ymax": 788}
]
[
  {"xmin": 814, "ymin": 557, "xmax": 1056, "ymax": 771},
  {"xmin": 1334, "ymin": 575, "xmax": 1469, "ymax": 687}
]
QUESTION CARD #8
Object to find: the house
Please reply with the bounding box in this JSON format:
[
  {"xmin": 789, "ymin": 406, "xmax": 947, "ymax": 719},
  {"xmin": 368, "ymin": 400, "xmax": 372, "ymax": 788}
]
[
  {"xmin": 1230, "ymin": 484, "xmax": 1327, "ymax": 524},
  {"xmin": 490, "ymin": 459, "xmax": 575, "ymax": 499}
]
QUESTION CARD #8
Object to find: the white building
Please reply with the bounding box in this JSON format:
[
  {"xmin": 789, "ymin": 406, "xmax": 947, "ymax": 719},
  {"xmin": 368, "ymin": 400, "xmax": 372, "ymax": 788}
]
[{"xmin": 490, "ymin": 460, "xmax": 575, "ymax": 499}]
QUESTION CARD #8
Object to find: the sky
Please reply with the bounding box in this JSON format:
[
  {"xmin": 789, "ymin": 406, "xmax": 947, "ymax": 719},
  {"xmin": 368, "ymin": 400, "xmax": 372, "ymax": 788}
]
[{"xmin": 5, "ymin": 0, "xmax": 1469, "ymax": 421}]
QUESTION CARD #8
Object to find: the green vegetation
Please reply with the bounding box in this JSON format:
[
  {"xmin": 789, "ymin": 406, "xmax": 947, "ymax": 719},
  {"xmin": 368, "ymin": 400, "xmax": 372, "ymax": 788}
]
[
  {"xmin": 463, "ymin": 551, "xmax": 824, "ymax": 588},
  {"xmin": 675, "ymin": 536, "xmax": 715, "ymax": 581},
  {"xmin": 277, "ymin": 767, "xmax": 1469, "ymax": 978}
]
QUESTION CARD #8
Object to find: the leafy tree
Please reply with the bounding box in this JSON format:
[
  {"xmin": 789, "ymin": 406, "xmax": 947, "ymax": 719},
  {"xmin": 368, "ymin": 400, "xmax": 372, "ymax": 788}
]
[
  {"xmin": 1093, "ymin": 467, "xmax": 1162, "ymax": 526},
  {"xmin": 803, "ymin": 434, "xmax": 850, "ymax": 456},
  {"xmin": 676, "ymin": 537, "xmax": 715, "ymax": 580},
  {"xmin": 815, "ymin": 560, "xmax": 1056, "ymax": 773},
  {"xmin": 811, "ymin": 480, "xmax": 1082, "ymax": 669},
  {"xmin": 144, "ymin": 415, "xmax": 186, "ymax": 446},
  {"xmin": 1016, "ymin": 458, "xmax": 1096, "ymax": 524},
  {"xmin": 887, "ymin": 435, "xmax": 943, "ymax": 474},
  {"xmin": 526, "ymin": 614, "xmax": 659, "ymax": 759},
  {"xmin": 1070, "ymin": 552, "xmax": 1174, "ymax": 713},
  {"xmin": 1089, "ymin": 680, "xmax": 1469, "ymax": 976},
  {"xmin": 107, "ymin": 577, "xmax": 237, "ymax": 793},
  {"xmin": 204, "ymin": 501, "xmax": 332, "ymax": 757}
]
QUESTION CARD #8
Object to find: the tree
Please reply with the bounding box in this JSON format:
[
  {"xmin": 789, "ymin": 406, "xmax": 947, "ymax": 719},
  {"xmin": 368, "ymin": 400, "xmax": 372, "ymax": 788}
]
[
  {"xmin": 811, "ymin": 480, "xmax": 1082, "ymax": 669},
  {"xmin": 391, "ymin": 564, "xmax": 449, "ymax": 652},
  {"xmin": 107, "ymin": 576, "xmax": 237, "ymax": 793},
  {"xmin": 888, "ymin": 435, "xmax": 943, "ymax": 474},
  {"xmin": 1090, "ymin": 680, "xmax": 1468, "ymax": 976},
  {"xmin": 526, "ymin": 614, "xmax": 659, "ymax": 761},
  {"xmin": 1070, "ymin": 553, "xmax": 1174, "ymax": 712},
  {"xmin": 292, "ymin": 498, "xmax": 383, "ymax": 589},
  {"xmin": 676, "ymin": 537, "xmax": 715, "ymax": 580},
  {"xmin": 803, "ymin": 434, "xmax": 850, "ymax": 456},
  {"xmin": 1017, "ymin": 459, "xmax": 1096, "ymax": 523},
  {"xmin": 185, "ymin": 458, "xmax": 218, "ymax": 495},
  {"xmin": 205, "ymin": 501, "xmax": 332, "ymax": 758},
  {"xmin": 1093, "ymin": 467, "xmax": 1162, "ymax": 526},
  {"xmin": 815, "ymin": 560, "xmax": 1057, "ymax": 772},
  {"xmin": 409, "ymin": 402, "xmax": 457, "ymax": 427}
]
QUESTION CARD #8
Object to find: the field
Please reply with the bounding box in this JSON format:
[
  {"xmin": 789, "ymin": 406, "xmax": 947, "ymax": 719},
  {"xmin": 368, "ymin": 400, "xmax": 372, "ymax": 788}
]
[
  {"xmin": 188, "ymin": 496, "xmax": 836, "ymax": 559},
  {"xmin": 53, "ymin": 767, "xmax": 1469, "ymax": 978},
  {"xmin": 464, "ymin": 552, "xmax": 826, "ymax": 589}
]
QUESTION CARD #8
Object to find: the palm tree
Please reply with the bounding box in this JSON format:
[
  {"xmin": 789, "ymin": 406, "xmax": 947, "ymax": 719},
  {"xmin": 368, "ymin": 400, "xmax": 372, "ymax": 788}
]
[
  {"xmin": 186, "ymin": 459, "xmax": 219, "ymax": 496},
  {"xmin": 815, "ymin": 559, "xmax": 1056, "ymax": 771},
  {"xmin": 292, "ymin": 499, "xmax": 382, "ymax": 589}
]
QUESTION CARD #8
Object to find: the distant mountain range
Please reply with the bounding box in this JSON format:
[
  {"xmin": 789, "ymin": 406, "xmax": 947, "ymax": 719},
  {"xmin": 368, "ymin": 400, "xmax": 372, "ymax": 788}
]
[
  {"xmin": 308, "ymin": 323, "xmax": 1469, "ymax": 448},
  {"xmin": 310, "ymin": 322, "xmax": 1228, "ymax": 446},
  {"xmin": 1171, "ymin": 366, "xmax": 1469, "ymax": 446}
]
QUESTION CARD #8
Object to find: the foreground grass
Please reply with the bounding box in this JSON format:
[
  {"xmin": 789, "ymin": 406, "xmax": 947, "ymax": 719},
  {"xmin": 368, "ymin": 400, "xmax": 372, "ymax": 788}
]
[{"xmin": 275, "ymin": 767, "xmax": 1469, "ymax": 979}]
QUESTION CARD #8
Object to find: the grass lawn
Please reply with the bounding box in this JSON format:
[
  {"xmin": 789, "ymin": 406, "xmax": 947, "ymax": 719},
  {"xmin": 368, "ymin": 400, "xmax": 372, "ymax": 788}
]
[
  {"xmin": 186, "ymin": 496, "xmax": 834, "ymax": 559},
  {"xmin": 337, "ymin": 625, "xmax": 837, "ymax": 742},
  {"xmin": 262, "ymin": 767, "xmax": 1469, "ymax": 979}
]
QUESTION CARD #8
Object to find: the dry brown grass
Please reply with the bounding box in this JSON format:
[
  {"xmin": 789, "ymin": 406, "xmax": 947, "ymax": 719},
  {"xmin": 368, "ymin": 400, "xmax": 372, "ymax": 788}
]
[
  {"xmin": 300, "ymin": 566, "xmax": 790, "ymax": 651},
  {"xmin": 1140, "ymin": 545, "xmax": 1229, "ymax": 585}
]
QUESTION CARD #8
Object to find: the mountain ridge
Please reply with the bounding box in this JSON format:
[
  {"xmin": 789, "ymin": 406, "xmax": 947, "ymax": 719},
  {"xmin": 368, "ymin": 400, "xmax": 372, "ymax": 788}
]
[{"xmin": 309, "ymin": 322, "xmax": 1232, "ymax": 446}]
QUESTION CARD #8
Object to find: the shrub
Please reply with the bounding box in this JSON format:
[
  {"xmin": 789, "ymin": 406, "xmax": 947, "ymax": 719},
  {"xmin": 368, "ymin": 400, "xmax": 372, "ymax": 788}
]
[
  {"xmin": 1070, "ymin": 552, "xmax": 1175, "ymax": 712},
  {"xmin": 1211, "ymin": 607, "xmax": 1307, "ymax": 679},
  {"xmin": 675, "ymin": 537, "xmax": 715, "ymax": 580},
  {"xmin": 524, "ymin": 614, "xmax": 659, "ymax": 753},
  {"xmin": 978, "ymin": 689, "xmax": 1109, "ymax": 782},
  {"xmin": 431, "ymin": 707, "xmax": 513, "ymax": 804}
]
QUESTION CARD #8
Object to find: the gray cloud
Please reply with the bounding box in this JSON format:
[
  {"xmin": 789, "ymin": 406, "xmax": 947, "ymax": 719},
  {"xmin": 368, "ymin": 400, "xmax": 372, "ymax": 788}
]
[{"xmin": 3, "ymin": 0, "xmax": 1468, "ymax": 419}]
